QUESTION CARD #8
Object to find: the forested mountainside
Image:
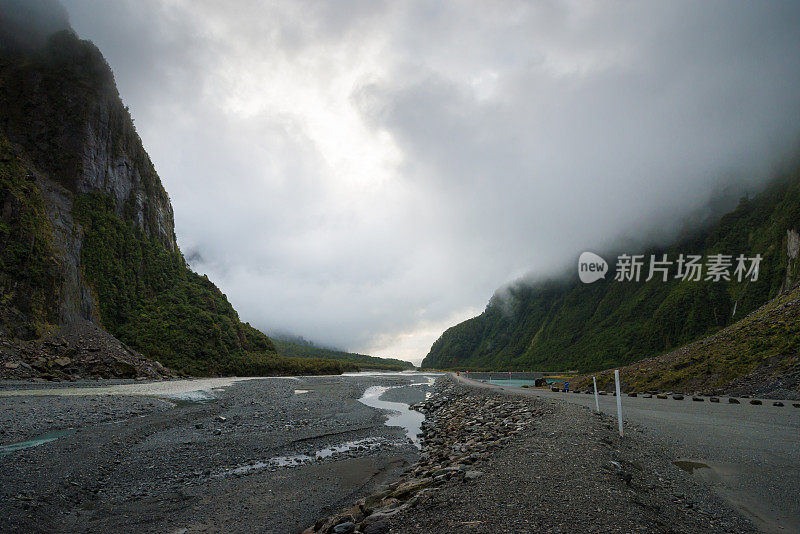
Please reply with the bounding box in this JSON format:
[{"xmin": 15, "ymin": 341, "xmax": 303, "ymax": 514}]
[
  {"xmin": 571, "ymin": 278, "xmax": 800, "ymax": 398},
  {"xmin": 272, "ymin": 337, "xmax": 414, "ymax": 371},
  {"xmin": 0, "ymin": 3, "xmax": 346, "ymax": 378},
  {"xmin": 422, "ymin": 165, "xmax": 800, "ymax": 380}
]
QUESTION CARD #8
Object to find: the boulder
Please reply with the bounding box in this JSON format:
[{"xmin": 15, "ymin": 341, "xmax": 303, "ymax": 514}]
[
  {"xmin": 749, "ymin": 399, "xmax": 763, "ymax": 405},
  {"xmin": 773, "ymin": 402, "xmax": 784, "ymax": 407},
  {"xmin": 53, "ymin": 357, "xmax": 72, "ymax": 367},
  {"xmin": 463, "ymin": 470, "xmax": 483, "ymax": 481},
  {"xmin": 363, "ymin": 521, "xmax": 389, "ymax": 534},
  {"xmin": 692, "ymin": 396, "xmax": 703, "ymax": 402},
  {"xmin": 344, "ymin": 505, "xmax": 364, "ymax": 524},
  {"xmin": 109, "ymin": 357, "xmax": 137, "ymax": 378},
  {"xmin": 672, "ymin": 394, "xmax": 684, "ymax": 400},
  {"xmin": 709, "ymin": 397, "xmax": 720, "ymax": 403},
  {"xmin": 332, "ymin": 522, "xmax": 355, "ymax": 534},
  {"xmin": 392, "ymin": 478, "xmax": 432, "ymax": 499},
  {"xmin": 360, "ymin": 510, "xmax": 399, "ymax": 532},
  {"xmin": 728, "ymin": 397, "xmax": 740, "ymax": 404},
  {"xmin": 364, "ymin": 490, "xmax": 392, "ymax": 510}
]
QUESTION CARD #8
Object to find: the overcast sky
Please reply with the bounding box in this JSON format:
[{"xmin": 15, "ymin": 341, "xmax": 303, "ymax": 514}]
[{"xmin": 60, "ymin": 0, "xmax": 800, "ymax": 364}]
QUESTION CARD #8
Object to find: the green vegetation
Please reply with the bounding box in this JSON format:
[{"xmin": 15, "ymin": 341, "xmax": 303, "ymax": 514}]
[
  {"xmin": 0, "ymin": 134, "xmax": 60, "ymax": 339},
  {"xmin": 273, "ymin": 338, "xmax": 414, "ymax": 371},
  {"xmin": 422, "ymin": 167, "xmax": 800, "ymax": 375},
  {"xmin": 572, "ymin": 281, "xmax": 800, "ymax": 393},
  {"xmin": 74, "ymin": 192, "xmax": 350, "ymax": 376}
]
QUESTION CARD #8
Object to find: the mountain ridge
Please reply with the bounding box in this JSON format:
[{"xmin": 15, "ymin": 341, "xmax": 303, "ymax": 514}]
[{"xmin": 421, "ymin": 165, "xmax": 800, "ymax": 395}]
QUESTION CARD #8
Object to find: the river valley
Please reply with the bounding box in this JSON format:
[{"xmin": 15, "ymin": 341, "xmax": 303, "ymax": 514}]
[{"xmin": 0, "ymin": 372, "xmax": 437, "ymax": 533}]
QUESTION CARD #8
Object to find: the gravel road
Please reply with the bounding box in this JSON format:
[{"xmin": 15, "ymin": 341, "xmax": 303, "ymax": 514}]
[
  {"xmin": 460, "ymin": 376, "xmax": 800, "ymax": 533},
  {"xmin": 0, "ymin": 373, "xmax": 435, "ymax": 533}
]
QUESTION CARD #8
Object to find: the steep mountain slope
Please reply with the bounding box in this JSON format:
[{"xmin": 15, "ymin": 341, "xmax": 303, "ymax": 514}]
[
  {"xmin": 571, "ymin": 279, "xmax": 800, "ymax": 398},
  {"xmin": 422, "ymin": 166, "xmax": 800, "ymax": 380},
  {"xmin": 272, "ymin": 337, "xmax": 414, "ymax": 370},
  {"xmin": 0, "ymin": 4, "xmax": 345, "ymax": 378}
]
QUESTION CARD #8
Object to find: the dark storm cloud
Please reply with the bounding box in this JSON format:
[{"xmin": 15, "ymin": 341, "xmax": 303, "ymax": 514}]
[{"xmin": 58, "ymin": 0, "xmax": 800, "ymax": 363}]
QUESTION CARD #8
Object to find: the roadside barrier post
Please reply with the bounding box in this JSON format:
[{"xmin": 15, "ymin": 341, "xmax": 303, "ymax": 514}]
[
  {"xmin": 614, "ymin": 369, "xmax": 623, "ymax": 437},
  {"xmin": 593, "ymin": 376, "xmax": 599, "ymax": 412}
]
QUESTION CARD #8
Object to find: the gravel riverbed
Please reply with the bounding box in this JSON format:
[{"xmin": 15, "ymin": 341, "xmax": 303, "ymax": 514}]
[{"xmin": 0, "ymin": 373, "xmax": 433, "ymax": 533}]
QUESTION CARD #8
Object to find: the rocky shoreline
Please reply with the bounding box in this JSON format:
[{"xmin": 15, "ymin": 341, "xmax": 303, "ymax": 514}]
[{"xmin": 305, "ymin": 376, "xmax": 756, "ymax": 534}]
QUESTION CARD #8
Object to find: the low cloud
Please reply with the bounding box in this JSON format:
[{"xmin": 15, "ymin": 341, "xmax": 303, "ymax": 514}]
[{"xmin": 61, "ymin": 0, "xmax": 800, "ymax": 363}]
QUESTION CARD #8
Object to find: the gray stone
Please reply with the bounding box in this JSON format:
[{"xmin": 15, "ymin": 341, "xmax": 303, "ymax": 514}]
[
  {"xmin": 332, "ymin": 522, "xmax": 355, "ymax": 534},
  {"xmin": 464, "ymin": 470, "xmax": 483, "ymax": 481},
  {"xmin": 363, "ymin": 521, "xmax": 389, "ymax": 534}
]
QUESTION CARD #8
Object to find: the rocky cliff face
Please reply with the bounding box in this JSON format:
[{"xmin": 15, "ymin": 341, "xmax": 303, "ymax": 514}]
[
  {"xmin": 0, "ymin": 2, "xmax": 177, "ymax": 378},
  {"xmin": 0, "ymin": 13, "xmax": 176, "ymax": 327},
  {"xmin": 0, "ymin": 1, "xmax": 309, "ymax": 380}
]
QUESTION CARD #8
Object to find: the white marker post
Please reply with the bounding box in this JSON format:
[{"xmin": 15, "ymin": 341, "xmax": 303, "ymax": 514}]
[
  {"xmin": 614, "ymin": 369, "xmax": 623, "ymax": 437},
  {"xmin": 592, "ymin": 376, "xmax": 599, "ymax": 412}
]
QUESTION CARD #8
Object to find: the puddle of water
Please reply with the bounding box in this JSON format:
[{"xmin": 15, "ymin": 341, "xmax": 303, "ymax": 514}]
[
  {"xmin": 484, "ymin": 379, "xmax": 537, "ymax": 387},
  {"xmin": 0, "ymin": 429, "xmax": 76, "ymax": 456},
  {"xmin": 222, "ymin": 437, "xmax": 387, "ymax": 475},
  {"xmin": 358, "ymin": 383, "xmax": 429, "ymax": 447},
  {"xmin": 341, "ymin": 371, "xmax": 427, "ymax": 377},
  {"xmin": 673, "ymin": 460, "xmax": 711, "ymax": 474}
]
